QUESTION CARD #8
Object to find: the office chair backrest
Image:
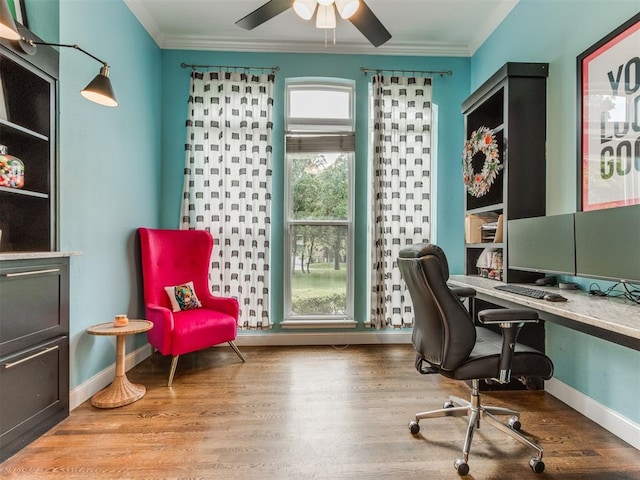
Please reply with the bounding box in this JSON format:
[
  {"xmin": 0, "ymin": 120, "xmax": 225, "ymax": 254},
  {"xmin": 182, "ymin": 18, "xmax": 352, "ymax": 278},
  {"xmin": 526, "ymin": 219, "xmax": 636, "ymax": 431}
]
[
  {"xmin": 139, "ymin": 228, "xmax": 213, "ymax": 310},
  {"xmin": 398, "ymin": 244, "xmax": 476, "ymax": 372}
]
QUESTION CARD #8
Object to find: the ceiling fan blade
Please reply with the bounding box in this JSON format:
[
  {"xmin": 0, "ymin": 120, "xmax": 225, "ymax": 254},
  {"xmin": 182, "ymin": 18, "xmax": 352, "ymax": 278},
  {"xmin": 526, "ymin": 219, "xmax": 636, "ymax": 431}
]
[
  {"xmin": 235, "ymin": 0, "xmax": 292, "ymax": 30},
  {"xmin": 349, "ymin": 1, "xmax": 391, "ymax": 47}
]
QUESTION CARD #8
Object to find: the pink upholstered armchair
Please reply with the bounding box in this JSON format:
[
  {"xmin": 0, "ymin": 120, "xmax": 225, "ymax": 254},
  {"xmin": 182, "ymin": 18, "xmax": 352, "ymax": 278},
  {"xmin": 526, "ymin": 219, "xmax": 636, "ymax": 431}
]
[{"xmin": 138, "ymin": 228, "xmax": 245, "ymax": 386}]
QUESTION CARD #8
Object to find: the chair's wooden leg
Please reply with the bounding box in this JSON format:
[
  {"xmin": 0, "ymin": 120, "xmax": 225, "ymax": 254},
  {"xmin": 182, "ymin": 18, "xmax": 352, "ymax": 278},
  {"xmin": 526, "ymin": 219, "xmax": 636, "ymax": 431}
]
[
  {"xmin": 228, "ymin": 341, "xmax": 246, "ymax": 362},
  {"xmin": 168, "ymin": 355, "xmax": 179, "ymax": 387}
]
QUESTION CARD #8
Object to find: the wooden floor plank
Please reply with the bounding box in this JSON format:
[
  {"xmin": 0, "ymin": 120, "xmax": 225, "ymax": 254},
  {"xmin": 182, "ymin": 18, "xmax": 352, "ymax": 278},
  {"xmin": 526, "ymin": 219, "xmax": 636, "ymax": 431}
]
[{"xmin": 1, "ymin": 345, "xmax": 639, "ymax": 479}]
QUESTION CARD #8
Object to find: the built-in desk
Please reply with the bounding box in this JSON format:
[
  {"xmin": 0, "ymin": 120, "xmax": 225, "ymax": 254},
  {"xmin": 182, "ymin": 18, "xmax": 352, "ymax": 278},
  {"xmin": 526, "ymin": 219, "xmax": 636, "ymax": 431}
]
[{"xmin": 449, "ymin": 275, "xmax": 640, "ymax": 351}]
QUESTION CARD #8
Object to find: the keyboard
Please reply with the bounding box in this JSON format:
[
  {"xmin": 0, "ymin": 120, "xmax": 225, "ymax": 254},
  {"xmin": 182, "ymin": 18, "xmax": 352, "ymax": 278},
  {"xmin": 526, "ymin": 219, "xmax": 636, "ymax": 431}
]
[{"xmin": 494, "ymin": 284, "xmax": 549, "ymax": 299}]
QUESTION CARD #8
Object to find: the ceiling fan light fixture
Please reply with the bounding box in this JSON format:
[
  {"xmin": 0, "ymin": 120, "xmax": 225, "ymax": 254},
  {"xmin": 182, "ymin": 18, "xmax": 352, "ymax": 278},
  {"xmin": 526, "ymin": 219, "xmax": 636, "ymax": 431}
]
[
  {"xmin": 335, "ymin": 0, "xmax": 359, "ymax": 19},
  {"xmin": 235, "ymin": 0, "xmax": 391, "ymax": 48},
  {"xmin": 293, "ymin": 0, "xmax": 317, "ymax": 20},
  {"xmin": 315, "ymin": 4, "xmax": 336, "ymax": 29}
]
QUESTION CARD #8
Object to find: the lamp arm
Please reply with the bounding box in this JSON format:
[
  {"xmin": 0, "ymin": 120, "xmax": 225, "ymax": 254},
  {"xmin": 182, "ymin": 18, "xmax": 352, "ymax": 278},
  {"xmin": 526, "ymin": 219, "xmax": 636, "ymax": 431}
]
[
  {"xmin": 27, "ymin": 40, "xmax": 108, "ymax": 67},
  {"xmin": 0, "ymin": 2, "xmax": 118, "ymax": 107}
]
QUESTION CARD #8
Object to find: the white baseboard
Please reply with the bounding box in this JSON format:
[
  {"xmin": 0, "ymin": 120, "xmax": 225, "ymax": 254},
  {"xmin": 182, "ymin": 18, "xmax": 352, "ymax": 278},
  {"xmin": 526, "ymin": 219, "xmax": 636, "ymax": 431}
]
[
  {"xmin": 233, "ymin": 330, "xmax": 412, "ymax": 347},
  {"xmin": 69, "ymin": 344, "xmax": 151, "ymax": 410},
  {"xmin": 546, "ymin": 377, "xmax": 640, "ymax": 450},
  {"xmin": 69, "ymin": 332, "xmax": 410, "ymax": 411}
]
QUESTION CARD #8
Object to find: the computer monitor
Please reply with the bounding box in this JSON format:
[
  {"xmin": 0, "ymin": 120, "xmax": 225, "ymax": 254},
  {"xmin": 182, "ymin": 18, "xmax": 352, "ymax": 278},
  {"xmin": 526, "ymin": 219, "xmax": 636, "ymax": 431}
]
[
  {"xmin": 507, "ymin": 214, "xmax": 576, "ymax": 275},
  {"xmin": 574, "ymin": 204, "xmax": 640, "ymax": 283}
]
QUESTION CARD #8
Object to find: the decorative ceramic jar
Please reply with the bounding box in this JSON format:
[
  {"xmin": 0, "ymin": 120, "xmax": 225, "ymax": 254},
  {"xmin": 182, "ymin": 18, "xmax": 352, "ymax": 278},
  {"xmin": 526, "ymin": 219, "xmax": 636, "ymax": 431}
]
[{"xmin": 0, "ymin": 145, "xmax": 24, "ymax": 189}]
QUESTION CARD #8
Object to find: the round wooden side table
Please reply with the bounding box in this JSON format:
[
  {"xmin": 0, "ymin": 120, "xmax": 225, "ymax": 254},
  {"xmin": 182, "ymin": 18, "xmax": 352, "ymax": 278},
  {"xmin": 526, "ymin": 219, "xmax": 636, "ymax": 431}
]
[{"xmin": 86, "ymin": 319, "xmax": 153, "ymax": 408}]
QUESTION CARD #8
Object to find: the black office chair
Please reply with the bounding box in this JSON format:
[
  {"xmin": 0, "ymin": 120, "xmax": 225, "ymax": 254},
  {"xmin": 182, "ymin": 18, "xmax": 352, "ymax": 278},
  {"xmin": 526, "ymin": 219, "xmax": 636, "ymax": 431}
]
[{"xmin": 398, "ymin": 244, "xmax": 553, "ymax": 476}]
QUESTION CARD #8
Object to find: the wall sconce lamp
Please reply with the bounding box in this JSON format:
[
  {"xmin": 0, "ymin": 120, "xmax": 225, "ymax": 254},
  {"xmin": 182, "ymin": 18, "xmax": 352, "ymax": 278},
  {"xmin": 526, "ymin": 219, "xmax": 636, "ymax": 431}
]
[{"xmin": 0, "ymin": 0, "xmax": 118, "ymax": 107}]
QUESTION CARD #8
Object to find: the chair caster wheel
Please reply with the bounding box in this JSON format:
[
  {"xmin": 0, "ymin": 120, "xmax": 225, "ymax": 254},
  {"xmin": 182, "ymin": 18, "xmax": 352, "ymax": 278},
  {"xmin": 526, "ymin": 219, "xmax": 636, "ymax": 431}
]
[
  {"xmin": 530, "ymin": 457, "xmax": 545, "ymax": 473},
  {"xmin": 454, "ymin": 458, "xmax": 469, "ymax": 476},
  {"xmin": 508, "ymin": 415, "xmax": 521, "ymax": 431},
  {"xmin": 408, "ymin": 420, "xmax": 420, "ymax": 434},
  {"xmin": 444, "ymin": 400, "xmax": 455, "ymax": 408}
]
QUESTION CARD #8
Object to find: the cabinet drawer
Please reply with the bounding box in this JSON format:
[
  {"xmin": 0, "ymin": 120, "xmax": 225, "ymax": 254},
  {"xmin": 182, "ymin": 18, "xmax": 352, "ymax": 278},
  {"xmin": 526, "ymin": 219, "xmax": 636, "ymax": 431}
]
[
  {"xmin": 0, "ymin": 260, "xmax": 69, "ymax": 356},
  {"xmin": 0, "ymin": 336, "xmax": 69, "ymax": 460}
]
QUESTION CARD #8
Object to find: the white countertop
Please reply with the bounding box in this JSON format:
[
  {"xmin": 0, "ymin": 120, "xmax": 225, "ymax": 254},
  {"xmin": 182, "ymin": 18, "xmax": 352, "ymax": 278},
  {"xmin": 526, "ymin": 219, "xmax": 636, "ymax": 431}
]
[
  {"xmin": 449, "ymin": 275, "xmax": 640, "ymax": 342},
  {"xmin": 0, "ymin": 251, "xmax": 81, "ymax": 261}
]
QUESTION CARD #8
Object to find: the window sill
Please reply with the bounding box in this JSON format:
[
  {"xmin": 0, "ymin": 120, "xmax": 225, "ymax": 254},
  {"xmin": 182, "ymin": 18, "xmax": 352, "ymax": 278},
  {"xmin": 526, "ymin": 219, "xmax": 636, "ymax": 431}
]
[{"xmin": 281, "ymin": 319, "xmax": 358, "ymax": 329}]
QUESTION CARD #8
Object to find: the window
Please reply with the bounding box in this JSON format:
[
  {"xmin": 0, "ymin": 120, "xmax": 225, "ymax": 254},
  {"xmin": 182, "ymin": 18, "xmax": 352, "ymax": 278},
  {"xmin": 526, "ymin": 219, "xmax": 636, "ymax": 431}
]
[{"xmin": 284, "ymin": 79, "xmax": 355, "ymax": 327}]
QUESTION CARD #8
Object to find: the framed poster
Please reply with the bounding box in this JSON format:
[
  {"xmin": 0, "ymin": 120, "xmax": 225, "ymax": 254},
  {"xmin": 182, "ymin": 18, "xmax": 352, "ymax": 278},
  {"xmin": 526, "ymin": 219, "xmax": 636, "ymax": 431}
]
[{"xmin": 577, "ymin": 12, "xmax": 640, "ymax": 211}]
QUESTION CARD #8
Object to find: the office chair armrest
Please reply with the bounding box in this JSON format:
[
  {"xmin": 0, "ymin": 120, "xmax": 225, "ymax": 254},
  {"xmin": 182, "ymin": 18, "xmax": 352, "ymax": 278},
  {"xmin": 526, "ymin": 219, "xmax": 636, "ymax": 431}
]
[
  {"xmin": 477, "ymin": 308, "xmax": 538, "ymax": 324},
  {"xmin": 477, "ymin": 308, "xmax": 539, "ymax": 383},
  {"xmin": 449, "ymin": 286, "xmax": 476, "ymax": 299}
]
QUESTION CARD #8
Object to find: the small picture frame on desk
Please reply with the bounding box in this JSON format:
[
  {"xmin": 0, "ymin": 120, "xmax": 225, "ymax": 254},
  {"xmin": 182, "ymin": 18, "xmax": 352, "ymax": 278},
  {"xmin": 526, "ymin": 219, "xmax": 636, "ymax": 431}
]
[{"xmin": 577, "ymin": 12, "xmax": 640, "ymax": 212}]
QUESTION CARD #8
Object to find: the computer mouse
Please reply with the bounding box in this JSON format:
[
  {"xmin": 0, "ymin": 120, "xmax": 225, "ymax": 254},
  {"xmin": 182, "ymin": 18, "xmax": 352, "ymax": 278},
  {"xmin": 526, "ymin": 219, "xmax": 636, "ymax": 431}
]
[{"xmin": 544, "ymin": 293, "xmax": 567, "ymax": 302}]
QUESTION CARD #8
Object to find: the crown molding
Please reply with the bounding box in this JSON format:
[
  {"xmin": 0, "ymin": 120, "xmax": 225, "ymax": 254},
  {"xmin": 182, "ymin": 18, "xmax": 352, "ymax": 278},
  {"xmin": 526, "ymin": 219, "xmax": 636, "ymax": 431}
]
[
  {"xmin": 123, "ymin": 0, "xmax": 167, "ymax": 47},
  {"xmin": 160, "ymin": 35, "xmax": 471, "ymax": 57},
  {"xmin": 123, "ymin": 0, "xmax": 514, "ymax": 57}
]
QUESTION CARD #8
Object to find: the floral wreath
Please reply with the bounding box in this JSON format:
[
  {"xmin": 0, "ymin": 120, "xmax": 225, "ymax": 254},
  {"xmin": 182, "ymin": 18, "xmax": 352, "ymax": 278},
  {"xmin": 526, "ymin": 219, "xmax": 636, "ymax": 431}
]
[{"xmin": 462, "ymin": 126, "xmax": 502, "ymax": 198}]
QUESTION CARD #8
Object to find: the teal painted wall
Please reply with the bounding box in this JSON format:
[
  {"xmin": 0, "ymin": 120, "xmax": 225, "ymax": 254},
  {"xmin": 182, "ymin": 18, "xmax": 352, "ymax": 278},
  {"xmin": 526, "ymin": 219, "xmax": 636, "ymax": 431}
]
[
  {"xmin": 159, "ymin": 50, "xmax": 469, "ymax": 329},
  {"xmin": 24, "ymin": 0, "xmax": 59, "ymax": 43},
  {"xmin": 26, "ymin": 0, "xmax": 640, "ymax": 424},
  {"xmin": 55, "ymin": 0, "xmax": 162, "ymax": 388},
  {"xmin": 472, "ymin": 0, "xmax": 640, "ymax": 424}
]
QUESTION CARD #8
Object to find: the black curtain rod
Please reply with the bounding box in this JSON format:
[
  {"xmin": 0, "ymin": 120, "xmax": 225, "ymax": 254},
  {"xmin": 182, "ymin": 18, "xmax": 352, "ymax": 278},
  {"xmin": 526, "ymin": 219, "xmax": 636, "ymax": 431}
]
[
  {"xmin": 181, "ymin": 62, "xmax": 279, "ymax": 73},
  {"xmin": 360, "ymin": 67, "xmax": 452, "ymax": 77}
]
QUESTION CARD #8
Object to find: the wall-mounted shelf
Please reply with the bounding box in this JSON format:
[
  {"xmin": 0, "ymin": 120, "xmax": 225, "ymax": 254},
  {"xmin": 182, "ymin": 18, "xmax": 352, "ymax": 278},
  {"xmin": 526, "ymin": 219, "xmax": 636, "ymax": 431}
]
[
  {"xmin": 0, "ymin": 118, "xmax": 49, "ymax": 141},
  {"xmin": 0, "ymin": 186, "xmax": 49, "ymax": 198}
]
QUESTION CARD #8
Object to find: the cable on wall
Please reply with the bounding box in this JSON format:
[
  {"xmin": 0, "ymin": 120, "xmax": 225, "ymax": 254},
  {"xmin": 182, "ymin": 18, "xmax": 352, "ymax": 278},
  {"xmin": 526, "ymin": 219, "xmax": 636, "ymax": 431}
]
[
  {"xmin": 181, "ymin": 62, "xmax": 280, "ymax": 74},
  {"xmin": 360, "ymin": 67, "xmax": 452, "ymax": 77}
]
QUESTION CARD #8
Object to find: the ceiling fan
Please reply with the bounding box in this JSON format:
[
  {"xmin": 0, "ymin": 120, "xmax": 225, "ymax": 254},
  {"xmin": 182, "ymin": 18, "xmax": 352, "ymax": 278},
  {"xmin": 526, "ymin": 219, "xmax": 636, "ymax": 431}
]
[{"xmin": 235, "ymin": 0, "xmax": 392, "ymax": 47}]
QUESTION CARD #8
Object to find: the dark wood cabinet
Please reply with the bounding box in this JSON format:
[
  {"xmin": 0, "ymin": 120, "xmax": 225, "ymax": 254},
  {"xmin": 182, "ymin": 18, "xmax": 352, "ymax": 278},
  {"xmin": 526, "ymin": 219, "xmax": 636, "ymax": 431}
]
[
  {"xmin": 0, "ymin": 30, "xmax": 67, "ymax": 463},
  {"xmin": 0, "ymin": 257, "xmax": 70, "ymax": 462},
  {"xmin": 462, "ymin": 63, "xmax": 548, "ymax": 283}
]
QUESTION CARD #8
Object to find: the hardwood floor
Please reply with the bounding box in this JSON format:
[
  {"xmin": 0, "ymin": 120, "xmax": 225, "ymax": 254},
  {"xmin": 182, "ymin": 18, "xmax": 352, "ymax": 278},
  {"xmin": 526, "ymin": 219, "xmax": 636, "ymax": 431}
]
[{"xmin": 2, "ymin": 344, "xmax": 639, "ymax": 479}]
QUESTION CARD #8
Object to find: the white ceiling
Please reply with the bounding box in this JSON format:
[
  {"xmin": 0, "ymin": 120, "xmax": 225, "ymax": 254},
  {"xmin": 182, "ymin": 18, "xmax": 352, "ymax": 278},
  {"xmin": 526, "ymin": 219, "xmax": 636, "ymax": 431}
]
[{"xmin": 123, "ymin": 0, "xmax": 519, "ymax": 56}]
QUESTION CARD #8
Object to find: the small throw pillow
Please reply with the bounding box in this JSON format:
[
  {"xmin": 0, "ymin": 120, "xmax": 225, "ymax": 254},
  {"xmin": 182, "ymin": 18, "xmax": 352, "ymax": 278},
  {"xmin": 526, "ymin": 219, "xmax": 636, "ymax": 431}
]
[{"xmin": 164, "ymin": 281, "xmax": 202, "ymax": 312}]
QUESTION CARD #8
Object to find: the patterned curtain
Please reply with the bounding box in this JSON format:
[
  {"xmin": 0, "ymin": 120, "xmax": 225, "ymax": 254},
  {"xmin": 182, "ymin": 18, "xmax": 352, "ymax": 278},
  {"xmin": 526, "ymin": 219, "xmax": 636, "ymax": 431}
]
[
  {"xmin": 181, "ymin": 70, "xmax": 275, "ymax": 329},
  {"xmin": 370, "ymin": 75, "xmax": 433, "ymax": 329}
]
